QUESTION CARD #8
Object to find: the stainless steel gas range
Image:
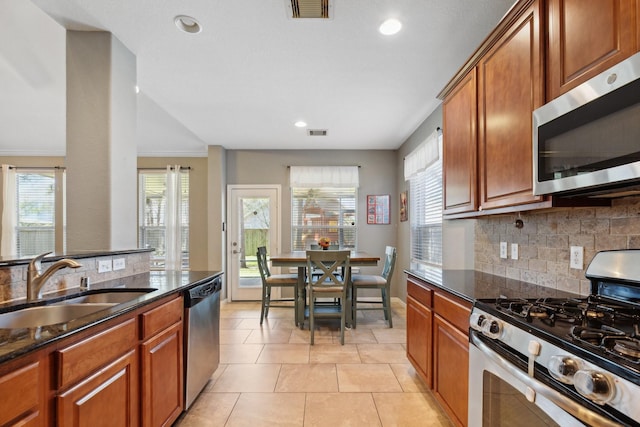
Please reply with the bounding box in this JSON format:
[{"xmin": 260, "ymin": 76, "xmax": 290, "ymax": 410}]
[{"xmin": 468, "ymin": 250, "xmax": 640, "ymax": 427}]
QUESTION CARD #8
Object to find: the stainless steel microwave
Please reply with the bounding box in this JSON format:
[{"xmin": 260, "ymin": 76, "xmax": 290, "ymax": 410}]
[{"xmin": 533, "ymin": 52, "xmax": 640, "ymax": 197}]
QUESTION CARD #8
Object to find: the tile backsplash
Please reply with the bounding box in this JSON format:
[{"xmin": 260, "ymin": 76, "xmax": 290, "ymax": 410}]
[
  {"xmin": 474, "ymin": 196, "xmax": 640, "ymax": 296},
  {"xmin": 0, "ymin": 252, "xmax": 150, "ymax": 303}
]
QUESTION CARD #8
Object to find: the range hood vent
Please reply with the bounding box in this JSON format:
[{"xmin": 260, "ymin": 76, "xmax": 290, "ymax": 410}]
[
  {"xmin": 287, "ymin": 0, "xmax": 332, "ymax": 19},
  {"xmin": 307, "ymin": 129, "xmax": 327, "ymax": 136}
]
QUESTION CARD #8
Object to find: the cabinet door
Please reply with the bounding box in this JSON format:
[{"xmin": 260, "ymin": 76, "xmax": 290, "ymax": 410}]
[
  {"xmin": 443, "ymin": 69, "xmax": 478, "ymax": 214},
  {"xmin": 0, "ymin": 360, "xmax": 44, "ymax": 426},
  {"xmin": 478, "ymin": 0, "xmax": 545, "ymax": 210},
  {"xmin": 433, "ymin": 314, "xmax": 469, "ymax": 427},
  {"xmin": 141, "ymin": 321, "xmax": 184, "ymax": 427},
  {"xmin": 406, "ymin": 295, "xmax": 433, "ymax": 388},
  {"xmin": 58, "ymin": 350, "xmax": 139, "ymax": 427},
  {"xmin": 547, "ymin": 0, "xmax": 639, "ymax": 100}
]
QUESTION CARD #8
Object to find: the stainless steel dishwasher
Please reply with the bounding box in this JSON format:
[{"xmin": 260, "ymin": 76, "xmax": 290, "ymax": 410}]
[{"xmin": 183, "ymin": 275, "xmax": 222, "ymax": 409}]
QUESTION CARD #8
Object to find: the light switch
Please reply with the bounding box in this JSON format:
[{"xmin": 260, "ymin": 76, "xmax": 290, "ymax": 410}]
[
  {"xmin": 500, "ymin": 242, "xmax": 508, "ymax": 259},
  {"xmin": 98, "ymin": 259, "xmax": 112, "ymax": 273},
  {"xmin": 113, "ymin": 258, "xmax": 126, "ymax": 271},
  {"xmin": 511, "ymin": 243, "xmax": 519, "ymax": 260}
]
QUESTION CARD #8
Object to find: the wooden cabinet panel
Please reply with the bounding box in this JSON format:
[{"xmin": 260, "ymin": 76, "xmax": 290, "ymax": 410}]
[
  {"xmin": 141, "ymin": 321, "xmax": 184, "ymax": 427},
  {"xmin": 443, "ymin": 69, "xmax": 478, "ymax": 214},
  {"xmin": 406, "ymin": 295, "xmax": 433, "ymax": 388},
  {"xmin": 433, "ymin": 291, "xmax": 472, "ymax": 333},
  {"xmin": 56, "ymin": 318, "xmax": 137, "ymax": 389},
  {"xmin": 547, "ymin": 0, "xmax": 639, "ymax": 99},
  {"xmin": 0, "ymin": 360, "xmax": 43, "ymax": 426},
  {"xmin": 478, "ymin": 0, "xmax": 544, "ymax": 210},
  {"xmin": 57, "ymin": 349, "xmax": 139, "ymax": 427},
  {"xmin": 433, "ymin": 314, "xmax": 469, "ymax": 427},
  {"xmin": 407, "ymin": 277, "xmax": 433, "ymax": 308},
  {"xmin": 140, "ymin": 296, "xmax": 183, "ymax": 339}
]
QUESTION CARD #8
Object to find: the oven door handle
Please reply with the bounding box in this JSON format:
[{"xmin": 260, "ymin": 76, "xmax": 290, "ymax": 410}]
[{"xmin": 471, "ymin": 333, "xmax": 622, "ymax": 427}]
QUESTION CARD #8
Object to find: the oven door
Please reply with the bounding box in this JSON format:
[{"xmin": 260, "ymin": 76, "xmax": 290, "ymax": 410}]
[{"xmin": 468, "ymin": 332, "xmax": 622, "ymax": 427}]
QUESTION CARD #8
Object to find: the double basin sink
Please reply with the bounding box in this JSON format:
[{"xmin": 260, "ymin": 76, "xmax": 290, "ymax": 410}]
[{"xmin": 0, "ymin": 289, "xmax": 157, "ymax": 329}]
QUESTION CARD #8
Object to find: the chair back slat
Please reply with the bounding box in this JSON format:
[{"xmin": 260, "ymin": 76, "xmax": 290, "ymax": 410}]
[
  {"xmin": 256, "ymin": 246, "xmax": 271, "ymax": 279},
  {"xmin": 381, "ymin": 246, "xmax": 397, "ymax": 281},
  {"xmin": 306, "ymin": 250, "xmax": 350, "ymax": 287}
]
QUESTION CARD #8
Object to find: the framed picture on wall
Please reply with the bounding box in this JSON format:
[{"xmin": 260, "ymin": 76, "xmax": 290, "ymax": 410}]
[
  {"xmin": 400, "ymin": 191, "xmax": 408, "ymax": 222},
  {"xmin": 367, "ymin": 194, "xmax": 390, "ymax": 224}
]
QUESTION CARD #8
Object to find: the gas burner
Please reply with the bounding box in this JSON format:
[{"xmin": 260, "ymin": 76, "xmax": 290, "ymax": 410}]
[
  {"xmin": 613, "ymin": 339, "xmax": 640, "ymax": 359},
  {"xmin": 527, "ymin": 306, "xmax": 549, "ymax": 319}
]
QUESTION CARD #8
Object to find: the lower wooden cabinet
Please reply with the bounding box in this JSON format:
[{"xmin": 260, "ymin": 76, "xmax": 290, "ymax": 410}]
[
  {"xmin": 0, "ymin": 293, "xmax": 185, "ymax": 427},
  {"xmin": 0, "ymin": 356, "xmax": 46, "ymax": 426},
  {"xmin": 433, "ymin": 314, "xmax": 469, "ymax": 427},
  {"xmin": 406, "ymin": 295, "xmax": 433, "ymax": 387},
  {"xmin": 57, "ymin": 350, "xmax": 139, "ymax": 426},
  {"xmin": 141, "ymin": 317, "xmax": 184, "ymax": 426},
  {"xmin": 406, "ymin": 275, "xmax": 471, "ymax": 427}
]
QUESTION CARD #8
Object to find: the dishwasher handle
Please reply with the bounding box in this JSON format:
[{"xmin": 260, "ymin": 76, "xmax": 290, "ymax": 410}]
[{"xmin": 185, "ymin": 278, "xmax": 221, "ymax": 307}]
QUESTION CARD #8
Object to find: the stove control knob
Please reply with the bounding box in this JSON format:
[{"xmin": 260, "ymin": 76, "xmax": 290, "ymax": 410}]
[
  {"xmin": 548, "ymin": 356, "xmax": 582, "ymax": 384},
  {"xmin": 482, "ymin": 318, "xmax": 502, "ymax": 339},
  {"xmin": 469, "ymin": 313, "xmax": 486, "ymax": 331},
  {"xmin": 574, "ymin": 370, "xmax": 616, "ymax": 405}
]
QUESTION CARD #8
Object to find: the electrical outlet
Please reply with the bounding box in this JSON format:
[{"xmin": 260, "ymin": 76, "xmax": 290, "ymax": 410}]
[
  {"xmin": 570, "ymin": 246, "xmax": 584, "ymax": 269},
  {"xmin": 113, "ymin": 258, "xmax": 126, "ymax": 271},
  {"xmin": 511, "ymin": 243, "xmax": 519, "ymax": 260},
  {"xmin": 500, "ymin": 242, "xmax": 508, "ymax": 259},
  {"xmin": 98, "ymin": 259, "xmax": 112, "ymax": 273}
]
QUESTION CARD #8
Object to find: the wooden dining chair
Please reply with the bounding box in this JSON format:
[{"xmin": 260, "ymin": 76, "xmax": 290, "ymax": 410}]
[
  {"xmin": 306, "ymin": 250, "xmax": 351, "ymax": 345},
  {"xmin": 351, "ymin": 246, "xmax": 396, "ymax": 328},
  {"xmin": 256, "ymin": 246, "xmax": 298, "ymax": 324}
]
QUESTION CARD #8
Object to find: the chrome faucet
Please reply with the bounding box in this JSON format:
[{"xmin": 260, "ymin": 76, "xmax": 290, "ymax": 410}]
[{"xmin": 27, "ymin": 252, "xmax": 82, "ymax": 302}]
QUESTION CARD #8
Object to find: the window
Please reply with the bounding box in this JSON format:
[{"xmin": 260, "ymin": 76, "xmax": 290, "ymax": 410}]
[
  {"xmin": 406, "ymin": 131, "xmax": 443, "ymax": 274},
  {"xmin": 289, "ymin": 166, "xmax": 359, "ymax": 250},
  {"xmin": 15, "ymin": 170, "xmax": 60, "ymax": 256},
  {"xmin": 291, "ymin": 187, "xmax": 357, "ymax": 250},
  {"xmin": 138, "ymin": 170, "xmax": 189, "ymax": 269}
]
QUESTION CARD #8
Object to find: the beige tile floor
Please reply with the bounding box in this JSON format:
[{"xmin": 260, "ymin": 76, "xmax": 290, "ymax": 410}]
[{"xmin": 175, "ymin": 298, "xmax": 454, "ymax": 427}]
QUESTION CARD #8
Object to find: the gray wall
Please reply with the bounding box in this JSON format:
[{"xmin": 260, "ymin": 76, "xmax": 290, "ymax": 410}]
[{"xmin": 225, "ymin": 149, "xmax": 400, "ymax": 294}]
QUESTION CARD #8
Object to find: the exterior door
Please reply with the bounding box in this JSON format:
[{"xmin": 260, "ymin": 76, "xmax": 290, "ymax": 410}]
[{"xmin": 227, "ymin": 185, "xmax": 281, "ymax": 301}]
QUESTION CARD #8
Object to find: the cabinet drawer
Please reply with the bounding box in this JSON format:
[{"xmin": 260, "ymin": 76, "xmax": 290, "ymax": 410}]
[
  {"xmin": 57, "ymin": 318, "xmax": 137, "ymax": 389},
  {"xmin": 140, "ymin": 295, "xmax": 183, "ymax": 339},
  {"xmin": 433, "ymin": 292, "xmax": 471, "ymax": 334},
  {"xmin": 407, "ymin": 278, "xmax": 433, "ymax": 308},
  {"xmin": 0, "ymin": 361, "xmax": 41, "ymax": 425}
]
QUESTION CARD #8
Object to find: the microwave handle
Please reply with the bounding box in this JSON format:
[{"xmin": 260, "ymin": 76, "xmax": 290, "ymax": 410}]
[{"xmin": 470, "ymin": 333, "xmax": 622, "ymax": 427}]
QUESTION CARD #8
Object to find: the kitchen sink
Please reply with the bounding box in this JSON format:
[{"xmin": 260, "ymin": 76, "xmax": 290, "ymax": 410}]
[
  {"xmin": 58, "ymin": 289, "xmax": 157, "ymax": 305},
  {"xmin": 0, "ymin": 304, "xmax": 116, "ymax": 329}
]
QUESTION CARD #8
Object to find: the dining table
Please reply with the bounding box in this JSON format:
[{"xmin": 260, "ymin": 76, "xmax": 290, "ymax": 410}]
[{"xmin": 270, "ymin": 251, "xmax": 380, "ymax": 328}]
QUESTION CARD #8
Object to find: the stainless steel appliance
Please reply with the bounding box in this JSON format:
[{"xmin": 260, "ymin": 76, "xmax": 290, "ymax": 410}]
[
  {"xmin": 184, "ymin": 275, "xmax": 222, "ymax": 409},
  {"xmin": 533, "ymin": 52, "xmax": 640, "ymax": 197},
  {"xmin": 469, "ymin": 250, "xmax": 640, "ymax": 426}
]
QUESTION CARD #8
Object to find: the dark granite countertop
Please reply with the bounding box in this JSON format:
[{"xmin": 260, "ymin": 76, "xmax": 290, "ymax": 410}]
[
  {"xmin": 0, "ymin": 270, "xmax": 222, "ymax": 364},
  {"xmin": 405, "ymin": 269, "xmax": 581, "ymax": 303}
]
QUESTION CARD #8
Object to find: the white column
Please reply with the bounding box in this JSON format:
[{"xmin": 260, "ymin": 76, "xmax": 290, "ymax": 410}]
[{"xmin": 65, "ymin": 31, "xmax": 137, "ymax": 251}]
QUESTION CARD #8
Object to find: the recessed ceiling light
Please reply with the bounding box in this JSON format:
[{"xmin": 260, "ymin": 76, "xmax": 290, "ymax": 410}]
[
  {"xmin": 175, "ymin": 15, "xmax": 202, "ymax": 34},
  {"xmin": 379, "ymin": 18, "xmax": 402, "ymax": 36},
  {"xmin": 294, "ymin": 121, "xmax": 307, "ymax": 128},
  {"xmin": 135, "ymin": 85, "xmax": 140, "ymax": 94}
]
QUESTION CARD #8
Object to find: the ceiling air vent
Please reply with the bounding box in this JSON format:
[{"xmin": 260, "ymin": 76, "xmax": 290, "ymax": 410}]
[
  {"xmin": 287, "ymin": 0, "xmax": 332, "ymax": 19},
  {"xmin": 307, "ymin": 129, "xmax": 328, "ymax": 136}
]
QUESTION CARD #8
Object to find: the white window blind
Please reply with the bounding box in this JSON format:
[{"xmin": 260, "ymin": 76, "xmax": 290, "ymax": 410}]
[
  {"xmin": 407, "ymin": 130, "xmax": 443, "ymax": 273},
  {"xmin": 15, "ymin": 170, "xmax": 57, "ymax": 257},
  {"xmin": 138, "ymin": 170, "xmax": 190, "ymax": 269},
  {"xmin": 291, "ymin": 187, "xmax": 357, "ymax": 250}
]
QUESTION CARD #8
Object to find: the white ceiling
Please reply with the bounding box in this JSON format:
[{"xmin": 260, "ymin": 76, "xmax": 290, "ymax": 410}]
[{"xmin": 1, "ymin": 0, "xmax": 516, "ymax": 157}]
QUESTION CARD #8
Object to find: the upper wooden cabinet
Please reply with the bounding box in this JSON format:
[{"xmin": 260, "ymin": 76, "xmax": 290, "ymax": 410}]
[
  {"xmin": 478, "ymin": 0, "xmax": 545, "ymax": 210},
  {"xmin": 443, "ymin": 69, "xmax": 478, "ymax": 214},
  {"xmin": 546, "ymin": 0, "xmax": 640, "ymax": 100}
]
